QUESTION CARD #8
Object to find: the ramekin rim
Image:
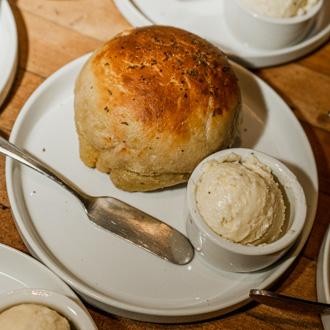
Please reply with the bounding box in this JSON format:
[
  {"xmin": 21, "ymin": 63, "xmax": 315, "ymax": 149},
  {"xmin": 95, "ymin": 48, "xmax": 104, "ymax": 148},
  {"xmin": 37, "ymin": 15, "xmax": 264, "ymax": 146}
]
[{"xmin": 186, "ymin": 148, "xmax": 307, "ymax": 256}]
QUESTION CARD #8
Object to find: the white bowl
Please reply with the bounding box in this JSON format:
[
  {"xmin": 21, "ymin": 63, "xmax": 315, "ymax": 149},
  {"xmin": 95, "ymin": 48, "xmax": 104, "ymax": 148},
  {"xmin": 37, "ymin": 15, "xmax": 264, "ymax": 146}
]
[
  {"xmin": 224, "ymin": 0, "xmax": 323, "ymax": 50},
  {"xmin": 186, "ymin": 148, "xmax": 307, "ymax": 272},
  {"xmin": 0, "ymin": 288, "xmax": 97, "ymax": 330}
]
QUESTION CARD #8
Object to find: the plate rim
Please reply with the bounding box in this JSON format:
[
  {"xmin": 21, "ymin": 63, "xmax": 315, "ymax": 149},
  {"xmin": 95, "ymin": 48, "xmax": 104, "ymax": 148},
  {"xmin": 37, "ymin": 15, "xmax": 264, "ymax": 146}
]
[
  {"xmin": 0, "ymin": 242, "xmax": 77, "ymax": 299},
  {"xmin": 317, "ymin": 226, "xmax": 330, "ymax": 329},
  {"xmin": 0, "ymin": 243, "xmax": 96, "ymax": 327},
  {"xmin": 0, "ymin": 0, "xmax": 18, "ymax": 106},
  {"xmin": 5, "ymin": 53, "xmax": 319, "ymax": 321},
  {"xmin": 317, "ymin": 225, "xmax": 330, "ymax": 302},
  {"xmin": 113, "ymin": 0, "xmax": 330, "ymax": 67}
]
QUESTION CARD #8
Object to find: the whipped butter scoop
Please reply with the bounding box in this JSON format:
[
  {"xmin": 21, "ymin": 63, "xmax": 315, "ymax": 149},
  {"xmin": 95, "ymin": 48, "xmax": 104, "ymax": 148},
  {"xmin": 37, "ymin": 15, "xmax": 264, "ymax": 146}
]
[
  {"xmin": 0, "ymin": 304, "xmax": 70, "ymax": 330},
  {"xmin": 241, "ymin": 0, "xmax": 319, "ymax": 18},
  {"xmin": 195, "ymin": 153, "xmax": 286, "ymax": 245}
]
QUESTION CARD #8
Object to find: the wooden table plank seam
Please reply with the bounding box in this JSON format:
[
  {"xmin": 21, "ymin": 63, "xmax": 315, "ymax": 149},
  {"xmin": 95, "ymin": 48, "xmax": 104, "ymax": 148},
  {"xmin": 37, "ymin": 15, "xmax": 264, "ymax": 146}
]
[{"xmin": 12, "ymin": 3, "xmax": 105, "ymax": 43}]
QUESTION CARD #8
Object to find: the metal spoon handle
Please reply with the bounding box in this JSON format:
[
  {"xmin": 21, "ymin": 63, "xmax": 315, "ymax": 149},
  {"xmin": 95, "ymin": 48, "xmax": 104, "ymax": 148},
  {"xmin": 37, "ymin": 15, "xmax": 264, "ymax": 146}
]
[
  {"xmin": 250, "ymin": 289, "xmax": 330, "ymax": 314},
  {"xmin": 0, "ymin": 135, "xmax": 88, "ymax": 202}
]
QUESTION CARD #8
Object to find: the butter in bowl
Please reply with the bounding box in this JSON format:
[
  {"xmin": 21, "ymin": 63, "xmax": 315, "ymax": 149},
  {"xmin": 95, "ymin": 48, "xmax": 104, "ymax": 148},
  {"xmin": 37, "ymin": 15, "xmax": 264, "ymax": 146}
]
[
  {"xmin": 0, "ymin": 288, "xmax": 97, "ymax": 330},
  {"xmin": 186, "ymin": 148, "xmax": 307, "ymax": 272},
  {"xmin": 224, "ymin": 0, "xmax": 323, "ymax": 49}
]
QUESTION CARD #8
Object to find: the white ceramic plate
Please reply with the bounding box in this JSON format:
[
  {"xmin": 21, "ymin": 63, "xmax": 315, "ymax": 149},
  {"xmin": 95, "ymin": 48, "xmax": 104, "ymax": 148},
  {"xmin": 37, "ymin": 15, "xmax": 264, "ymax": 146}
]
[
  {"xmin": 317, "ymin": 226, "xmax": 330, "ymax": 330},
  {"xmin": 0, "ymin": 243, "xmax": 96, "ymax": 325},
  {"xmin": 6, "ymin": 54, "xmax": 318, "ymax": 323},
  {"xmin": 0, "ymin": 0, "xmax": 18, "ymax": 106},
  {"xmin": 114, "ymin": 0, "xmax": 330, "ymax": 68}
]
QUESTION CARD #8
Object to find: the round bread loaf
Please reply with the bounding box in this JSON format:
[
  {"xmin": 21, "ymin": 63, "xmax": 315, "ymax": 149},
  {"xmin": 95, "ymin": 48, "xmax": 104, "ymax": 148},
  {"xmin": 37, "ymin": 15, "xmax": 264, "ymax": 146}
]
[{"xmin": 74, "ymin": 26, "xmax": 241, "ymax": 191}]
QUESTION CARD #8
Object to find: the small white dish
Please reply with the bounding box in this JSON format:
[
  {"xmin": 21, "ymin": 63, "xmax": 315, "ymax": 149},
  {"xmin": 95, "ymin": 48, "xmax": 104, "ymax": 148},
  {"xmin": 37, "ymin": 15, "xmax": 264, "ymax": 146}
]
[
  {"xmin": 0, "ymin": 0, "xmax": 18, "ymax": 106},
  {"xmin": 186, "ymin": 148, "xmax": 307, "ymax": 272},
  {"xmin": 0, "ymin": 243, "xmax": 96, "ymax": 326},
  {"xmin": 0, "ymin": 288, "xmax": 97, "ymax": 330},
  {"xmin": 224, "ymin": 0, "xmax": 323, "ymax": 49},
  {"xmin": 114, "ymin": 0, "xmax": 330, "ymax": 67},
  {"xmin": 317, "ymin": 225, "xmax": 330, "ymax": 330}
]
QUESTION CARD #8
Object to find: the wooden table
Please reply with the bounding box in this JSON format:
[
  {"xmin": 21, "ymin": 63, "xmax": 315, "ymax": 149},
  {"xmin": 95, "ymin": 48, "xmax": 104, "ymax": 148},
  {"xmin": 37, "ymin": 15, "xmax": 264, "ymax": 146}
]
[{"xmin": 1, "ymin": 1, "xmax": 329, "ymax": 329}]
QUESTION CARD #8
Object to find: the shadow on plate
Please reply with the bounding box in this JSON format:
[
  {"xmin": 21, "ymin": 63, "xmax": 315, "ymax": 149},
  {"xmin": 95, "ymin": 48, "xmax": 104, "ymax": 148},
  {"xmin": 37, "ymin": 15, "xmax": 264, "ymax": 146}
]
[{"xmin": 234, "ymin": 65, "xmax": 268, "ymax": 149}]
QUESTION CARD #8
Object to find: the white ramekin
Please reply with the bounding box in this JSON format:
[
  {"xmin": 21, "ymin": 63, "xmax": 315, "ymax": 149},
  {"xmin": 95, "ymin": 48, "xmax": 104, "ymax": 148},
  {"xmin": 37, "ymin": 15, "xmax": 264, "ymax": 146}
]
[
  {"xmin": 186, "ymin": 148, "xmax": 307, "ymax": 272},
  {"xmin": 224, "ymin": 0, "xmax": 323, "ymax": 50},
  {"xmin": 0, "ymin": 288, "xmax": 97, "ymax": 330}
]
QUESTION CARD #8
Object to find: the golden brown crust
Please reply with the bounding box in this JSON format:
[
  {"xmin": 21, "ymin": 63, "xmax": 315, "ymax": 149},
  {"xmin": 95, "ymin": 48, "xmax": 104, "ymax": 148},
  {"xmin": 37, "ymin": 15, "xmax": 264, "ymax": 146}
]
[
  {"xmin": 110, "ymin": 169, "xmax": 189, "ymax": 192},
  {"xmin": 74, "ymin": 25, "xmax": 241, "ymax": 191}
]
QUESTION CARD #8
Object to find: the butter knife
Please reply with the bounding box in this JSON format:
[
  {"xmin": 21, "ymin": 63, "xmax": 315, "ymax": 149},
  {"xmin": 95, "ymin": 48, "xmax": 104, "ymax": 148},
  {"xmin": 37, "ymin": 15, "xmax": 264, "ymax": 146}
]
[{"xmin": 0, "ymin": 135, "xmax": 194, "ymax": 265}]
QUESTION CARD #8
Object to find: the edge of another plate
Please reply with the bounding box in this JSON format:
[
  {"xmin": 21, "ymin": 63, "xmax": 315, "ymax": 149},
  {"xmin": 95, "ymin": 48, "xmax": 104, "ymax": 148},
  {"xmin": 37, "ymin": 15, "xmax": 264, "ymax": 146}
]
[
  {"xmin": 0, "ymin": 0, "xmax": 18, "ymax": 107},
  {"xmin": 0, "ymin": 242, "xmax": 80, "ymax": 306},
  {"xmin": 113, "ymin": 0, "xmax": 330, "ymax": 68},
  {"xmin": 317, "ymin": 226, "xmax": 330, "ymax": 330},
  {"xmin": 0, "ymin": 288, "xmax": 97, "ymax": 330}
]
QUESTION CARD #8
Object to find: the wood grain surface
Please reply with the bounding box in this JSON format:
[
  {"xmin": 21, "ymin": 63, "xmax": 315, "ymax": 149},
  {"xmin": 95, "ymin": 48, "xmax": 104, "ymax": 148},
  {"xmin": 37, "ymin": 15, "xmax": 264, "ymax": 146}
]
[{"xmin": 1, "ymin": 1, "xmax": 329, "ymax": 329}]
